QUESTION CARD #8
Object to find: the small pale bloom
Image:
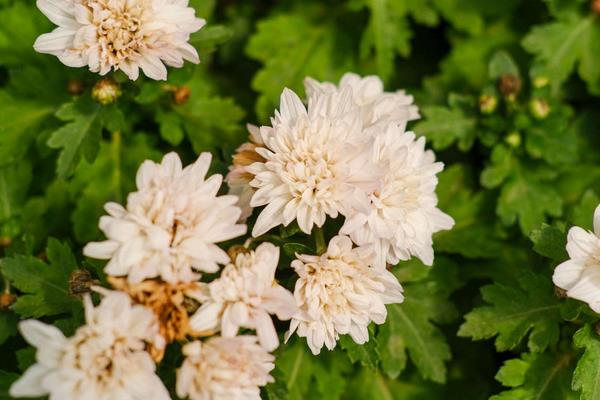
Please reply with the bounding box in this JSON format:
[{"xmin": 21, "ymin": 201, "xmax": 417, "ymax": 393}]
[
  {"xmin": 226, "ymin": 124, "xmax": 266, "ymax": 222},
  {"xmin": 189, "ymin": 242, "xmax": 296, "ymax": 351},
  {"xmin": 341, "ymin": 124, "xmax": 454, "ymax": 268},
  {"xmin": 10, "ymin": 289, "xmax": 168, "ymax": 400},
  {"xmin": 304, "ymin": 72, "xmax": 420, "ymax": 130},
  {"xmin": 33, "ymin": 0, "xmax": 205, "ymax": 80},
  {"xmin": 248, "ymin": 87, "xmax": 380, "ymax": 237},
  {"xmin": 287, "ymin": 235, "xmax": 404, "ymax": 355},
  {"xmin": 84, "ymin": 152, "xmax": 247, "ymax": 284},
  {"xmin": 176, "ymin": 336, "xmax": 275, "ymax": 400},
  {"xmin": 553, "ymin": 205, "xmax": 600, "ymax": 312}
]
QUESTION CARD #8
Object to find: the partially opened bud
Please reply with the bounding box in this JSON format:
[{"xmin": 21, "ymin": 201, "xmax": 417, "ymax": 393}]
[
  {"xmin": 529, "ymin": 98, "xmax": 551, "ymax": 120},
  {"xmin": 92, "ymin": 78, "xmax": 122, "ymax": 105},
  {"xmin": 479, "ymin": 94, "xmax": 498, "ymax": 114}
]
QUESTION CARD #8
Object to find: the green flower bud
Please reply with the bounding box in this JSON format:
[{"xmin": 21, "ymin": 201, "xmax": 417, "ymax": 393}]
[
  {"xmin": 529, "ymin": 98, "xmax": 550, "ymax": 120},
  {"xmin": 92, "ymin": 78, "xmax": 122, "ymax": 105},
  {"xmin": 533, "ymin": 76, "xmax": 549, "ymax": 89},
  {"xmin": 505, "ymin": 131, "xmax": 521, "ymax": 148},
  {"xmin": 479, "ymin": 94, "xmax": 498, "ymax": 115}
]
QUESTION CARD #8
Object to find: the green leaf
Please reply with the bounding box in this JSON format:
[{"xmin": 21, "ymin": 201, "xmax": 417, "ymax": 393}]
[
  {"xmin": 189, "ymin": 24, "xmax": 234, "ymax": 50},
  {"xmin": 435, "ymin": 164, "xmax": 502, "ymax": 258},
  {"xmin": 481, "ymin": 145, "xmax": 515, "ymax": 189},
  {"xmin": 497, "ymin": 171, "xmax": 563, "ymax": 235},
  {"xmin": 0, "ymin": 370, "xmax": 19, "ymax": 400},
  {"xmin": 344, "ymin": 368, "xmax": 444, "ymax": 400},
  {"xmin": 71, "ymin": 133, "xmax": 160, "ymax": 243},
  {"xmin": 246, "ymin": 13, "xmax": 353, "ymax": 119},
  {"xmin": 414, "ymin": 104, "xmax": 477, "ymax": 151},
  {"xmin": 492, "ymin": 352, "xmax": 576, "ymax": 400},
  {"xmin": 340, "ymin": 330, "xmax": 380, "ymax": 369},
  {"xmin": 0, "ymin": 2, "xmax": 49, "ymax": 66},
  {"xmin": 47, "ymin": 99, "xmax": 103, "ymax": 178},
  {"xmin": 0, "ymin": 161, "xmax": 32, "ymax": 229},
  {"xmin": 530, "ymin": 224, "xmax": 567, "ymax": 262},
  {"xmin": 522, "ymin": 16, "xmax": 597, "ymax": 93},
  {"xmin": 489, "ymin": 50, "xmax": 520, "ymax": 79},
  {"xmin": 378, "ymin": 260, "xmax": 458, "ymax": 383},
  {"xmin": 525, "ymin": 106, "xmax": 577, "ymax": 166},
  {"xmin": 177, "ymin": 96, "xmax": 245, "ymax": 153},
  {"xmin": 459, "ymin": 271, "xmax": 562, "ymax": 352},
  {"xmin": 156, "ymin": 110, "xmax": 185, "ymax": 146},
  {"xmin": 0, "ymin": 91, "xmax": 54, "ymax": 167},
  {"xmin": 358, "ymin": 0, "xmax": 413, "ymax": 81},
  {"xmin": 272, "ymin": 340, "xmax": 349, "ymax": 400},
  {"xmin": 573, "ymin": 324, "xmax": 600, "ymax": 400},
  {"xmin": 0, "ymin": 312, "xmax": 17, "ymax": 345},
  {"xmin": 571, "ymin": 190, "xmax": 599, "ymax": 230},
  {"xmin": 1, "ymin": 239, "xmax": 80, "ymax": 318}
]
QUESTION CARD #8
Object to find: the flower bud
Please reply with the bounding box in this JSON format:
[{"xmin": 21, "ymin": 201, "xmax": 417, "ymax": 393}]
[
  {"xmin": 479, "ymin": 94, "xmax": 498, "ymax": 114},
  {"xmin": 91, "ymin": 78, "xmax": 122, "ymax": 105},
  {"xmin": 0, "ymin": 293, "xmax": 16, "ymax": 310},
  {"xmin": 592, "ymin": 0, "xmax": 600, "ymax": 15},
  {"xmin": 533, "ymin": 76, "xmax": 549, "ymax": 89},
  {"xmin": 529, "ymin": 98, "xmax": 550, "ymax": 120},
  {"xmin": 67, "ymin": 79, "xmax": 85, "ymax": 95},
  {"xmin": 173, "ymin": 86, "xmax": 191, "ymax": 105},
  {"xmin": 498, "ymin": 74, "xmax": 522, "ymax": 98},
  {"xmin": 0, "ymin": 236, "xmax": 11, "ymax": 247},
  {"xmin": 505, "ymin": 131, "xmax": 521, "ymax": 148}
]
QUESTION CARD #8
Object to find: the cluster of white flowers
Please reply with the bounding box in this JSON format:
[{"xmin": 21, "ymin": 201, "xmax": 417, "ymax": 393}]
[
  {"xmin": 23, "ymin": 15, "xmax": 455, "ymax": 393},
  {"xmin": 224, "ymin": 73, "xmax": 452, "ymax": 352},
  {"xmin": 34, "ymin": 0, "xmax": 205, "ymax": 80}
]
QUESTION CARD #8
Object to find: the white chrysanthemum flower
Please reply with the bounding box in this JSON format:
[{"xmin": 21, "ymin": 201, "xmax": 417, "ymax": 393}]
[
  {"xmin": 176, "ymin": 336, "xmax": 275, "ymax": 400},
  {"xmin": 304, "ymin": 72, "xmax": 420, "ymax": 130},
  {"xmin": 84, "ymin": 152, "xmax": 247, "ymax": 284},
  {"xmin": 189, "ymin": 242, "xmax": 296, "ymax": 351},
  {"xmin": 33, "ymin": 0, "xmax": 205, "ymax": 80},
  {"xmin": 248, "ymin": 87, "xmax": 380, "ymax": 237},
  {"xmin": 287, "ymin": 235, "xmax": 404, "ymax": 355},
  {"xmin": 226, "ymin": 124, "xmax": 266, "ymax": 222},
  {"xmin": 341, "ymin": 124, "xmax": 454, "ymax": 268},
  {"xmin": 10, "ymin": 290, "xmax": 169, "ymax": 400},
  {"xmin": 553, "ymin": 205, "xmax": 600, "ymax": 312}
]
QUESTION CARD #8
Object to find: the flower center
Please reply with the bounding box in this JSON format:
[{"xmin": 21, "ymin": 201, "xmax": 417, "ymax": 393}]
[{"xmin": 92, "ymin": 1, "xmax": 145, "ymax": 63}]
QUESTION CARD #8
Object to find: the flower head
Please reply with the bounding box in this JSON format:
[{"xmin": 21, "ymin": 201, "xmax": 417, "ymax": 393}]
[
  {"xmin": 10, "ymin": 290, "xmax": 168, "ymax": 400},
  {"xmin": 176, "ymin": 336, "xmax": 275, "ymax": 400},
  {"xmin": 341, "ymin": 124, "xmax": 454, "ymax": 268},
  {"xmin": 84, "ymin": 152, "xmax": 246, "ymax": 284},
  {"xmin": 304, "ymin": 72, "xmax": 420, "ymax": 130},
  {"xmin": 553, "ymin": 205, "xmax": 600, "ymax": 312},
  {"xmin": 287, "ymin": 235, "xmax": 404, "ymax": 355},
  {"xmin": 226, "ymin": 124, "xmax": 266, "ymax": 222},
  {"xmin": 248, "ymin": 87, "xmax": 379, "ymax": 236},
  {"xmin": 33, "ymin": 0, "xmax": 205, "ymax": 80},
  {"xmin": 189, "ymin": 242, "xmax": 296, "ymax": 351}
]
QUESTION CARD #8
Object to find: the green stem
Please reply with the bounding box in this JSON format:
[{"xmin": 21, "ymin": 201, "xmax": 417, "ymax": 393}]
[
  {"xmin": 314, "ymin": 226, "xmax": 326, "ymax": 255},
  {"xmin": 111, "ymin": 131, "xmax": 122, "ymax": 203}
]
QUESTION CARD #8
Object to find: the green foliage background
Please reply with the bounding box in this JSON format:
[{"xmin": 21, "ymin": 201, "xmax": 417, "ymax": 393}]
[{"xmin": 1, "ymin": 0, "xmax": 600, "ymax": 398}]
